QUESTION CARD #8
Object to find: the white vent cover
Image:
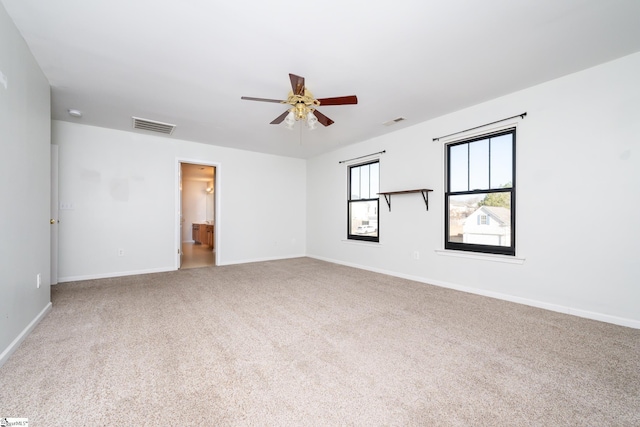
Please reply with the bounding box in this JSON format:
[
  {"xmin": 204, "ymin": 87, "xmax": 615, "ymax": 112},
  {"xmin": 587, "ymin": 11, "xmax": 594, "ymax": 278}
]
[
  {"xmin": 383, "ymin": 117, "xmax": 407, "ymax": 126},
  {"xmin": 132, "ymin": 117, "xmax": 176, "ymax": 135}
]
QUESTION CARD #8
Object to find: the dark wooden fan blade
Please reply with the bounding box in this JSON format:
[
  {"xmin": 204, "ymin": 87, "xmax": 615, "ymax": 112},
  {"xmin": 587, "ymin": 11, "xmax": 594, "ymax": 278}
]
[
  {"xmin": 316, "ymin": 95, "xmax": 358, "ymax": 106},
  {"xmin": 313, "ymin": 109, "xmax": 334, "ymax": 127},
  {"xmin": 270, "ymin": 110, "xmax": 290, "ymax": 124},
  {"xmin": 289, "ymin": 73, "xmax": 305, "ymax": 95},
  {"xmin": 241, "ymin": 96, "xmax": 285, "ymax": 103}
]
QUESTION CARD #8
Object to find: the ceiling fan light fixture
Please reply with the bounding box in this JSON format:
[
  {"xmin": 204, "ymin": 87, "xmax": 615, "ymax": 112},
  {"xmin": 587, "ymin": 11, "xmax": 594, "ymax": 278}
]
[
  {"xmin": 306, "ymin": 111, "xmax": 318, "ymax": 130},
  {"xmin": 284, "ymin": 111, "xmax": 296, "ymax": 129}
]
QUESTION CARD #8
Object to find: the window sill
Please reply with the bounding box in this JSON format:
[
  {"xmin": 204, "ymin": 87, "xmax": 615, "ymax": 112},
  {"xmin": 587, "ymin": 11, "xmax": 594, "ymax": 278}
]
[
  {"xmin": 342, "ymin": 239, "xmax": 383, "ymax": 247},
  {"xmin": 435, "ymin": 249, "xmax": 525, "ymax": 264}
]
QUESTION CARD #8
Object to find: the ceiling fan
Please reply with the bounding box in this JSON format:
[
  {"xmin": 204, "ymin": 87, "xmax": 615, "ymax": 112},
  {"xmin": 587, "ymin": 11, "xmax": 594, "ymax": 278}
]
[{"xmin": 241, "ymin": 73, "xmax": 357, "ymax": 129}]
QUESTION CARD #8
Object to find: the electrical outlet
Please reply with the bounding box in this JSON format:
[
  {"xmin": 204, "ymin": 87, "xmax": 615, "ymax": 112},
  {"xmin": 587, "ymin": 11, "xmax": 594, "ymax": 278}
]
[
  {"xmin": 36, "ymin": 273, "xmax": 41, "ymax": 288},
  {"xmin": 118, "ymin": 249, "xmax": 125, "ymax": 257},
  {"xmin": 412, "ymin": 251, "xmax": 420, "ymax": 260}
]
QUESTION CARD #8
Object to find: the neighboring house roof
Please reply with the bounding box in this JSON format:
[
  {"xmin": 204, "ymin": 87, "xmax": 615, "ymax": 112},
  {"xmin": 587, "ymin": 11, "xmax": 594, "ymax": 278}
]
[
  {"xmin": 482, "ymin": 206, "xmax": 511, "ymax": 225},
  {"xmin": 464, "ymin": 206, "xmax": 511, "ymax": 226}
]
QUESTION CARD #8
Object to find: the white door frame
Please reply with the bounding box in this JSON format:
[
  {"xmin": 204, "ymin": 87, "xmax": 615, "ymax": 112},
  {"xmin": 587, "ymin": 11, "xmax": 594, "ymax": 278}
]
[
  {"xmin": 175, "ymin": 158, "xmax": 221, "ymax": 269},
  {"xmin": 51, "ymin": 145, "xmax": 59, "ymax": 285}
]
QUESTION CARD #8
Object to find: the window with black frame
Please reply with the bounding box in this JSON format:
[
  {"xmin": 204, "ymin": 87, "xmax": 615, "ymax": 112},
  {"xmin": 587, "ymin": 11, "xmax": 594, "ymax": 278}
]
[
  {"xmin": 348, "ymin": 161, "xmax": 379, "ymax": 242},
  {"xmin": 445, "ymin": 129, "xmax": 515, "ymax": 255}
]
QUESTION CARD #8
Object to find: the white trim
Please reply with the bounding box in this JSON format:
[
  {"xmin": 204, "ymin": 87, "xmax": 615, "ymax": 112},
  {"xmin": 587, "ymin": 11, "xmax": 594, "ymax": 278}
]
[
  {"xmin": 341, "ymin": 239, "xmax": 383, "ymax": 247},
  {"xmin": 566, "ymin": 308, "xmax": 640, "ymax": 329},
  {"xmin": 57, "ymin": 266, "xmax": 175, "ymax": 283},
  {"xmin": 0, "ymin": 302, "xmax": 52, "ymax": 368},
  {"xmin": 307, "ymin": 255, "xmax": 639, "ymax": 329},
  {"xmin": 51, "ymin": 144, "xmax": 59, "ymax": 285},
  {"xmin": 435, "ymin": 249, "xmax": 525, "ymax": 264},
  {"xmin": 216, "ymin": 253, "xmax": 306, "ymax": 266}
]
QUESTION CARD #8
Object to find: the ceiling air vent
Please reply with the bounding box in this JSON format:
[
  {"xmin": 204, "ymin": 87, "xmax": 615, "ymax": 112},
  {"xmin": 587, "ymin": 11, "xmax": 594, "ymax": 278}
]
[
  {"xmin": 383, "ymin": 117, "xmax": 407, "ymax": 126},
  {"xmin": 132, "ymin": 117, "xmax": 176, "ymax": 135}
]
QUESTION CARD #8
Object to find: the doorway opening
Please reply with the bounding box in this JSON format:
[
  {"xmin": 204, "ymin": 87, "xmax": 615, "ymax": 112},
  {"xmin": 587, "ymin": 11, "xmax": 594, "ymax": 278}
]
[{"xmin": 180, "ymin": 162, "xmax": 216, "ymax": 269}]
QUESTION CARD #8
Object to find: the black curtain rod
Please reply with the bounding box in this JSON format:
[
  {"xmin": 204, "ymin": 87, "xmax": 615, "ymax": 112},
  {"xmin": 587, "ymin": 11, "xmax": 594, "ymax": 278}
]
[
  {"xmin": 433, "ymin": 112, "xmax": 527, "ymax": 142},
  {"xmin": 338, "ymin": 150, "xmax": 386, "ymax": 164}
]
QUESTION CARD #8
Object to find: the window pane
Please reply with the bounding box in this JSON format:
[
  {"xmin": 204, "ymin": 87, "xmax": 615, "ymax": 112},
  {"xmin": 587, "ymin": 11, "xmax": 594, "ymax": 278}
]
[
  {"xmin": 448, "ymin": 193, "xmax": 511, "ymax": 247},
  {"xmin": 490, "ymin": 134, "xmax": 513, "ymax": 189},
  {"xmin": 349, "ymin": 200, "xmax": 378, "ymax": 237},
  {"xmin": 370, "ymin": 162, "xmax": 379, "ymax": 196},
  {"xmin": 350, "ymin": 167, "xmax": 360, "ymax": 199},
  {"xmin": 449, "ymin": 144, "xmax": 468, "ymax": 192},
  {"xmin": 360, "ymin": 164, "xmax": 370, "ymax": 199},
  {"xmin": 469, "ymin": 139, "xmax": 489, "ymax": 190}
]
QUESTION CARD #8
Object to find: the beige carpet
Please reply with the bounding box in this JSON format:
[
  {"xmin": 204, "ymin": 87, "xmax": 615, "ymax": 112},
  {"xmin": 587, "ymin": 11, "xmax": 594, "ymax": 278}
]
[{"xmin": 1, "ymin": 257, "xmax": 638, "ymax": 426}]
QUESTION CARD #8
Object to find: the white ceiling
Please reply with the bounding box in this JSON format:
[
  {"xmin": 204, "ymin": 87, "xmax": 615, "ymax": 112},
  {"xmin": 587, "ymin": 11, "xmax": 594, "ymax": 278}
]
[{"xmin": 3, "ymin": 0, "xmax": 640, "ymax": 159}]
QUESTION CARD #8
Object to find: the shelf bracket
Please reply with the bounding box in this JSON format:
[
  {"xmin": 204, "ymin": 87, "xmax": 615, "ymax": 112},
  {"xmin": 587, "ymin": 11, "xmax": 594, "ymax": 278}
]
[
  {"xmin": 420, "ymin": 190, "xmax": 429, "ymax": 211},
  {"xmin": 383, "ymin": 194, "xmax": 392, "ymax": 212}
]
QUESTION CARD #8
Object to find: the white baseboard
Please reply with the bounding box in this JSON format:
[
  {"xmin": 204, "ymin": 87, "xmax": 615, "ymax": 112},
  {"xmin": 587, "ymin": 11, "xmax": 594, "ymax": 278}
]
[
  {"xmin": 308, "ymin": 255, "xmax": 640, "ymax": 330},
  {"xmin": 0, "ymin": 302, "xmax": 52, "ymax": 368},
  {"xmin": 57, "ymin": 266, "xmax": 176, "ymax": 283},
  {"xmin": 57, "ymin": 255, "xmax": 307, "ymax": 280},
  {"xmin": 217, "ymin": 254, "xmax": 306, "ymax": 267}
]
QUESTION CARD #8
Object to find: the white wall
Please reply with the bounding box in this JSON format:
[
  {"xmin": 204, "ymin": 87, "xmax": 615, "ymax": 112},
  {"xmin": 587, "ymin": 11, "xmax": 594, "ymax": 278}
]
[
  {"xmin": 54, "ymin": 121, "xmax": 306, "ymax": 281},
  {"xmin": 307, "ymin": 52, "xmax": 640, "ymax": 328},
  {"xmin": 0, "ymin": 4, "xmax": 52, "ymax": 365}
]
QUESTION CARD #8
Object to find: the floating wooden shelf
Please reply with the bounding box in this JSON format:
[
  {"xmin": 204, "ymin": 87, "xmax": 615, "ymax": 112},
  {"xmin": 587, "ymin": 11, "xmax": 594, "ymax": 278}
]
[{"xmin": 377, "ymin": 189, "xmax": 433, "ymax": 212}]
